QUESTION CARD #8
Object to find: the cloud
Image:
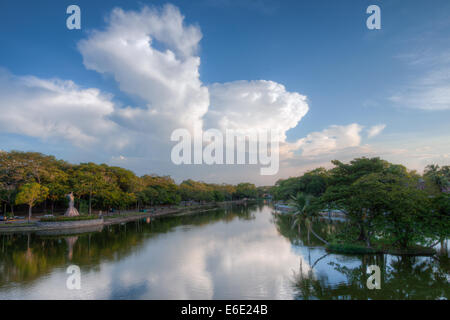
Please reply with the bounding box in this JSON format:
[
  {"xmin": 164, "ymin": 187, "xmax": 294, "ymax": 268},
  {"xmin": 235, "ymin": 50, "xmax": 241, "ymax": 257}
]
[
  {"xmin": 391, "ymin": 50, "xmax": 450, "ymax": 110},
  {"xmin": 0, "ymin": 4, "xmax": 403, "ymax": 184},
  {"xmin": 76, "ymin": 4, "xmax": 312, "ymax": 161},
  {"xmin": 76, "ymin": 4, "xmax": 309, "ymax": 146},
  {"xmin": 78, "ymin": 4, "xmax": 209, "ymax": 136},
  {"xmin": 276, "ymin": 123, "xmax": 368, "ymax": 183},
  {"xmin": 0, "ymin": 69, "xmax": 127, "ymax": 149},
  {"xmin": 206, "ymin": 80, "xmax": 309, "ymax": 141},
  {"xmin": 367, "ymin": 124, "xmax": 386, "ymax": 138},
  {"xmin": 390, "ymin": 76, "xmax": 450, "ymax": 111},
  {"xmin": 0, "ymin": 4, "xmax": 313, "ymax": 182},
  {"xmin": 295, "ymin": 123, "xmax": 363, "ymax": 157}
]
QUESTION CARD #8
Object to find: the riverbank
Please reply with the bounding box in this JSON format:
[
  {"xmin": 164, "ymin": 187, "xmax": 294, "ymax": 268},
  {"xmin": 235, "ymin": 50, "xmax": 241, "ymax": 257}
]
[
  {"xmin": 0, "ymin": 199, "xmax": 253, "ymax": 234},
  {"xmin": 326, "ymin": 241, "xmax": 436, "ymax": 256},
  {"xmin": 102, "ymin": 201, "xmax": 230, "ymax": 226}
]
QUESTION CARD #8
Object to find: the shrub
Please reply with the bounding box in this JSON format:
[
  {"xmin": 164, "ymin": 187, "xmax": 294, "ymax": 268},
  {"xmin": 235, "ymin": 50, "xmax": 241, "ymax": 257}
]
[{"xmin": 39, "ymin": 215, "xmax": 100, "ymax": 222}]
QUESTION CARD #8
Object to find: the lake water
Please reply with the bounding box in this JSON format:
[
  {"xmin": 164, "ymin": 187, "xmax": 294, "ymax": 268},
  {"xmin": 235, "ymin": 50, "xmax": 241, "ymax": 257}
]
[{"xmin": 0, "ymin": 203, "xmax": 448, "ymax": 299}]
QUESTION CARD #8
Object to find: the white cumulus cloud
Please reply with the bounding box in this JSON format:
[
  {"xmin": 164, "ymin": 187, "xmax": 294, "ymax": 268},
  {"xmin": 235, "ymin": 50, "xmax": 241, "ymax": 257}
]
[
  {"xmin": 367, "ymin": 124, "xmax": 386, "ymax": 138},
  {"xmin": 77, "ymin": 4, "xmax": 209, "ymax": 135},
  {"xmin": 0, "ymin": 69, "xmax": 127, "ymax": 149},
  {"xmin": 293, "ymin": 123, "xmax": 364, "ymax": 158},
  {"xmin": 0, "ymin": 4, "xmax": 327, "ymax": 182},
  {"xmin": 206, "ymin": 80, "xmax": 309, "ymax": 141}
]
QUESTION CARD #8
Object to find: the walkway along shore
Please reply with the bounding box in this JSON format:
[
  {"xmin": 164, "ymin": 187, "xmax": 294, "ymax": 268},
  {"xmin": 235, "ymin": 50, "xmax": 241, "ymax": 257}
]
[{"xmin": 0, "ymin": 200, "xmax": 253, "ymax": 234}]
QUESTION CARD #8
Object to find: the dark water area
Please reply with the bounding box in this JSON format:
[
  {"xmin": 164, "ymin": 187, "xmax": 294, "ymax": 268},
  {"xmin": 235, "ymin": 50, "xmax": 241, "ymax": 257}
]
[{"xmin": 0, "ymin": 203, "xmax": 448, "ymax": 299}]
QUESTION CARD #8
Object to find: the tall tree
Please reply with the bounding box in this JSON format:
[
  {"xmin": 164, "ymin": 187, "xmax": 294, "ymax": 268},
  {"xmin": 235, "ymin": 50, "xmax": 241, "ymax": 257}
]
[
  {"xmin": 321, "ymin": 158, "xmax": 391, "ymax": 244},
  {"xmin": 15, "ymin": 183, "xmax": 49, "ymax": 222},
  {"xmin": 72, "ymin": 163, "xmax": 108, "ymax": 215},
  {"xmin": 45, "ymin": 169, "xmax": 69, "ymax": 214},
  {"xmin": 0, "ymin": 151, "xmax": 29, "ymax": 215}
]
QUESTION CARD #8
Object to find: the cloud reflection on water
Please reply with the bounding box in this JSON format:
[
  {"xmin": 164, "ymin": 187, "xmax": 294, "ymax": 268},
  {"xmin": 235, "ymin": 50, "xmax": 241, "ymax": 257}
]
[{"xmin": 0, "ymin": 206, "xmax": 312, "ymax": 299}]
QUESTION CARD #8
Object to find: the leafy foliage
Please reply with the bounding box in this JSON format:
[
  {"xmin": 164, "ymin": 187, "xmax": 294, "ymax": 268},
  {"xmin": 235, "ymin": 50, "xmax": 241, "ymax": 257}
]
[
  {"xmin": 15, "ymin": 182, "xmax": 49, "ymax": 220},
  {"xmin": 0, "ymin": 151, "xmax": 257, "ymax": 216},
  {"xmin": 272, "ymin": 157, "xmax": 450, "ymax": 250}
]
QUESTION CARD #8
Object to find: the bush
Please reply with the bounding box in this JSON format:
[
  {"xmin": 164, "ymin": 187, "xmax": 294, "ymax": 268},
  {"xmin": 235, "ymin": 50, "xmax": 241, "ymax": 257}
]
[
  {"xmin": 39, "ymin": 215, "xmax": 100, "ymax": 222},
  {"xmin": 78, "ymin": 199, "xmax": 89, "ymax": 215}
]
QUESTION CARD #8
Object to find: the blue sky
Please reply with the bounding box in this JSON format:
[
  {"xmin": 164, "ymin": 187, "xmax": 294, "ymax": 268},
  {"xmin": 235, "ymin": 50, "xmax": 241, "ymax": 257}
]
[{"xmin": 0, "ymin": 0, "xmax": 449, "ymax": 185}]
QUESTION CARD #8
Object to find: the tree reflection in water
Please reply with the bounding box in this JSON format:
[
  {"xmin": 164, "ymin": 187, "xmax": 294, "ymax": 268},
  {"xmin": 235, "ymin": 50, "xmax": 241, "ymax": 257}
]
[
  {"xmin": 274, "ymin": 214, "xmax": 450, "ymax": 300},
  {"xmin": 0, "ymin": 204, "xmax": 447, "ymax": 299},
  {"xmin": 0, "ymin": 204, "xmax": 257, "ymax": 288},
  {"xmin": 292, "ymin": 254, "xmax": 449, "ymax": 300}
]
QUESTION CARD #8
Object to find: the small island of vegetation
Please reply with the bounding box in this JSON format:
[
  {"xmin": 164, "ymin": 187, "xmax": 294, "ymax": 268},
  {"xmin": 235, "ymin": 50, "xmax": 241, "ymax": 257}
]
[{"xmin": 270, "ymin": 158, "xmax": 449, "ymax": 256}]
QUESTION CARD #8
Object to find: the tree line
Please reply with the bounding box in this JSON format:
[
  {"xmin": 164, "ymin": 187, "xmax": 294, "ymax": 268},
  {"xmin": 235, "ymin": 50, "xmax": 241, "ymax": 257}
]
[
  {"xmin": 0, "ymin": 151, "xmax": 259, "ymax": 218},
  {"xmin": 271, "ymin": 157, "xmax": 450, "ymax": 250}
]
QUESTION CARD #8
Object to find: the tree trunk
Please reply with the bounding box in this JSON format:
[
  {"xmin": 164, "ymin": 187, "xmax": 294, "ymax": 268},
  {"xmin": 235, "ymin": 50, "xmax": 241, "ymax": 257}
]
[
  {"xmin": 440, "ymin": 239, "xmax": 448, "ymax": 257},
  {"xmin": 366, "ymin": 234, "xmax": 372, "ymax": 248},
  {"xmin": 357, "ymin": 223, "xmax": 365, "ymax": 242},
  {"xmin": 308, "ymin": 224, "xmax": 329, "ymax": 245},
  {"xmin": 28, "ymin": 205, "xmax": 32, "ymax": 222},
  {"xmin": 89, "ymin": 191, "xmax": 92, "ymax": 215},
  {"xmin": 51, "ymin": 201, "xmax": 54, "ymax": 215},
  {"xmin": 366, "ymin": 227, "xmax": 372, "ymax": 248}
]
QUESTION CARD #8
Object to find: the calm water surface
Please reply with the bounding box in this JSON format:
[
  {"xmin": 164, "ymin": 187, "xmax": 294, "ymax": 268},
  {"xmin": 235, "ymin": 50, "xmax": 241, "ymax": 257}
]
[{"xmin": 0, "ymin": 204, "xmax": 448, "ymax": 299}]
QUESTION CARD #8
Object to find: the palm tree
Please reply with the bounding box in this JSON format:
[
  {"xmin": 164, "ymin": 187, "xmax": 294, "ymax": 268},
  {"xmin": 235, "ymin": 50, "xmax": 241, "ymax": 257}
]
[{"xmin": 289, "ymin": 193, "xmax": 328, "ymax": 245}]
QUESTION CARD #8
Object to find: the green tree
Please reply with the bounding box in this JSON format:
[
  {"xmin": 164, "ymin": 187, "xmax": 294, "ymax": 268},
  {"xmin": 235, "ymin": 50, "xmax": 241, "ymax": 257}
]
[
  {"xmin": 424, "ymin": 164, "xmax": 450, "ymax": 193},
  {"xmin": 45, "ymin": 168, "xmax": 69, "ymax": 214},
  {"xmin": 72, "ymin": 163, "xmax": 108, "ymax": 215},
  {"xmin": 272, "ymin": 168, "xmax": 329, "ymax": 200},
  {"xmin": 382, "ymin": 177, "xmax": 432, "ymax": 248},
  {"xmin": 234, "ymin": 183, "xmax": 257, "ymax": 199},
  {"xmin": 323, "ymin": 161, "xmax": 437, "ymax": 249},
  {"xmin": 321, "ymin": 157, "xmax": 390, "ymax": 243},
  {"xmin": 355, "ymin": 170, "xmax": 432, "ymax": 249},
  {"xmin": 15, "ymin": 183, "xmax": 49, "ymax": 222},
  {"xmin": 137, "ymin": 187, "xmax": 159, "ymax": 207},
  {"xmin": 0, "ymin": 151, "xmax": 29, "ymax": 215},
  {"xmin": 141, "ymin": 175, "xmax": 180, "ymax": 205}
]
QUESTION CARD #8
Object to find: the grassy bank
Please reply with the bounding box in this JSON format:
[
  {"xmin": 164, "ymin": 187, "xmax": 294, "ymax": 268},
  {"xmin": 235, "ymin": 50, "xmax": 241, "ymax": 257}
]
[
  {"xmin": 0, "ymin": 200, "xmax": 252, "ymax": 233},
  {"xmin": 39, "ymin": 215, "xmax": 100, "ymax": 222},
  {"xmin": 0, "ymin": 222, "xmax": 35, "ymax": 228}
]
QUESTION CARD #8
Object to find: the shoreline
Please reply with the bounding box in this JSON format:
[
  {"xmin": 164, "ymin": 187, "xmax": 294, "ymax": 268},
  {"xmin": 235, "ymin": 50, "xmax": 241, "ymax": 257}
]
[
  {"xmin": 0, "ymin": 199, "xmax": 253, "ymax": 234},
  {"xmin": 326, "ymin": 242, "xmax": 437, "ymax": 256}
]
